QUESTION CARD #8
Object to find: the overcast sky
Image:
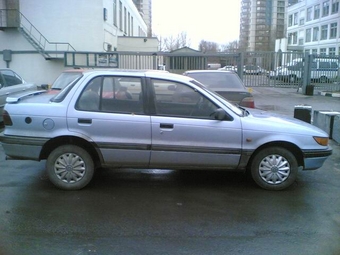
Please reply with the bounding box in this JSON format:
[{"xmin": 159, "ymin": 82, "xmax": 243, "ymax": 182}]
[{"xmin": 152, "ymin": 0, "xmax": 241, "ymax": 49}]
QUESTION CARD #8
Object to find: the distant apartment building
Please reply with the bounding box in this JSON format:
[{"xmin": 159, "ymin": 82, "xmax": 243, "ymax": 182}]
[
  {"xmin": 133, "ymin": 0, "xmax": 152, "ymax": 37},
  {"xmin": 239, "ymin": 0, "xmax": 291, "ymax": 51},
  {"xmin": 0, "ymin": 0, "xmax": 154, "ymax": 84},
  {"xmin": 286, "ymin": 0, "xmax": 340, "ymax": 55}
]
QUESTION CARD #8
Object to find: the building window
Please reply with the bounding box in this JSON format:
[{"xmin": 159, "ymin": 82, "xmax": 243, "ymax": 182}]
[
  {"xmin": 306, "ymin": 7, "xmax": 313, "ymax": 21},
  {"xmin": 289, "ymin": 32, "xmax": 298, "ymax": 44},
  {"xmin": 113, "ymin": 0, "xmax": 117, "ymax": 26},
  {"xmin": 306, "ymin": 28, "xmax": 312, "ymax": 42},
  {"xmin": 322, "ymin": 1, "xmax": 330, "ymax": 16},
  {"xmin": 299, "ymin": 18, "xmax": 305, "ymax": 25},
  {"xmin": 131, "ymin": 17, "xmax": 133, "ymax": 35},
  {"xmin": 124, "ymin": 7, "xmax": 127, "ymax": 34},
  {"xmin": 293, "ymin": 12, "xmax": 298, "ymax": 25},
  {"xmin": 128, "ymin": 12, "xmax": 130, "ymax": 36},
  {"xmin": 321, "ymin": 24, "xmax": 328, "ymax": 40},
  {"xmin": 314, "ymin": 4, "xmax": 320, "ymax": 19},
  {"xmin": 288, "ymin": 14, "xmax": 293, "ymax": 26},
  {"xmin": 329, "ymin": 47, "xmax": 336, "ymax": 55},
  {"xmin": 119, "ymin": 1, "xmax": 122, "ymax": 31},
  {"xmin": 330, "ymin": 22, "xmax": 338, "ymax": 38},
  {"xmin": 313, "ymin": 27, "xmax": 319, "ymax": 41},
  {"xmin": 332, "ymin": 0, "xmax": 339, "ymax": 13},
  {"xmin": 320, "ymin": 48, "xmax": 327, "ymax": 55},
  {"xmin": 312, "ymin": 49, "xmax": 318, "ymax": 55}
]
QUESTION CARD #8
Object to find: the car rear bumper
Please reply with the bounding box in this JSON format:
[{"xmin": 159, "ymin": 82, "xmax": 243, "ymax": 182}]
[
  {"xmin": 302, "ymin": 148, "xmax": 333, "ymax": 170},
  {"xmin": 0, "ymin": 133, "xmax": 47, "ymax": 160}
]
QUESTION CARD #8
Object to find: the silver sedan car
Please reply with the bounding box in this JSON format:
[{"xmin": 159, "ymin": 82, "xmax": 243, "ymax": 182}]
[
  {"xmin": 0, "ymin": 69, "xmax": 37, "ymax": 123},
  {"xmin": 0, "ymin": 70, "xmax": 332, "ymax": 191}
]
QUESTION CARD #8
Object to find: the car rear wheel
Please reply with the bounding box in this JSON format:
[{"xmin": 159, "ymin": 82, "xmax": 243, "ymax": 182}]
[
  {"xmin": 250, "ymin": 147, "xmax": 298, "ymax": 190},
  {"xmin": 46, "ymin": 145, "xmax": 95, "ymax": 190}
]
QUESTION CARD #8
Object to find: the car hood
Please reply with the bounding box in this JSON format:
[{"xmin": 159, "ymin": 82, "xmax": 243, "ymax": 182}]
[{"xmin": 243, "ymin": 108, "xmax": 328, "ymax": 136}]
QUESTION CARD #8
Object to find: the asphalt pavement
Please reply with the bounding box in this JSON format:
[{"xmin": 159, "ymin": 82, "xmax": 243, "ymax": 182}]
[
  {"xmin": 250, "ymin": 86, "xmax": 340, "ymax": 118},
  {"xmin": 0, "ymin": 86, "xmax": 339, "ymax": 255}
]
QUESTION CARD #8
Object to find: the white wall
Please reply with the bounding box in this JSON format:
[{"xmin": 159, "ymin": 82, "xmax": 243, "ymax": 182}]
[{"xmin": 0, "ymin": 0, "xmax": 149, "ymax": 85}]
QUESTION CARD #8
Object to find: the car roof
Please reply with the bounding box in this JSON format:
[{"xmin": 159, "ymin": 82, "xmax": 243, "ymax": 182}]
[
  {"xmin": 78, "ymin": 69, "xmax": 193, "ymax": 83},
  {"xmin": 184, "ymin": 70, "xmax": 235, "ymax": 74}
]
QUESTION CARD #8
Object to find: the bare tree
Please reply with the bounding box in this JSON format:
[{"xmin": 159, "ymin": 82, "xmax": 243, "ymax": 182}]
[
  {"xmin": 159, "ymin": 32, "xmax": 191, "ymax": 51},
  {"xmin": 220, "ymin": 40, "xmax": 239, "ymax": 53},
  {"xmin": 198, "ymin": 40, "xmax": 219, "ymax": 53}
]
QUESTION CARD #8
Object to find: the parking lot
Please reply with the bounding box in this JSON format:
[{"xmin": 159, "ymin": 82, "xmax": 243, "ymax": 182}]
[{"xmin": 0, "ymin": 87, "xmax": 339, "ymax": 255}]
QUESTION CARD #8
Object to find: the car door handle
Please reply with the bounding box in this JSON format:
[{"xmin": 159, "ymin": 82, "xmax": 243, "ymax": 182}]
[
  {"xmin": 160, "ymin": 123, "xmax": 174, "ymax": 129},
  {"xmin": 78, "ymin": 118, "xmax": 92, "ymax": 124}
]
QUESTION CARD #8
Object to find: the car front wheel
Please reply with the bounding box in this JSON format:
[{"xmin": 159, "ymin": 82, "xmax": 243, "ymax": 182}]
[
  {"xmin": 250, "ymin": 147, "xmax": 298, "ymax": 190},
  {"xmin": 46, "ymin": 145, "xmax": 95, "ymax": 190}
]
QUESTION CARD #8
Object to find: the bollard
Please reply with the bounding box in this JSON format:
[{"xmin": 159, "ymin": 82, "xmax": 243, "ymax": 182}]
[{"xmin": 294, "ymin": 105, "xmax": 312, "ymax": 123}]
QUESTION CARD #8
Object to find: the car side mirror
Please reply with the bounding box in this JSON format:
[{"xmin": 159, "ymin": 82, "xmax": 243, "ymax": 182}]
[{"xmin": 212, "ymin": 108, "xmax": 228, "ymax": 120}]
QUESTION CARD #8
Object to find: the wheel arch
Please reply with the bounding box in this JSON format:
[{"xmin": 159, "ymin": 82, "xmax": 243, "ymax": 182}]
[
  {"xmin": 39, "ymin": 136, "xmax": 102, "ymax": 167},
  {"xmin": 247, "ymin": 141, "xmax": 304, "ymax": 170}
]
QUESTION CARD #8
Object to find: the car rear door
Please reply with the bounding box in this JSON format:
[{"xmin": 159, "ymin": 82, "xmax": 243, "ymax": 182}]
[
  {"xmin": 67, "ymin": 75, "xmax": 151, "ymax": 167},
  {"xmin": 148, "ymin": 78, "xmax": 242, "ymax": 169}
]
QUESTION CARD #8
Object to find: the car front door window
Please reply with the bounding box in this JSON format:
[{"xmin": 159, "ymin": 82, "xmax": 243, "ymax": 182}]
[{"xmin": 152, "ymin": 79, "xmax": 218, "ymax": 119}]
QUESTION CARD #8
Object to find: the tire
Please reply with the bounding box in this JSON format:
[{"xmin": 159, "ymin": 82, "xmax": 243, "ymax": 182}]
[
  {"xmin": 250, "ymin": 147, "xmax": 298, "ymax": 191},
  {"xmin": 46, "ymin": 145, "xmax": 95, "ymax": 190}
]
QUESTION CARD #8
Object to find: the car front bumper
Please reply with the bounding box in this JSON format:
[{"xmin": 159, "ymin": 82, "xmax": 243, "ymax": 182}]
[{"xmin": 302, "ymin": 148, "xmax": 333, "ymax": 170}]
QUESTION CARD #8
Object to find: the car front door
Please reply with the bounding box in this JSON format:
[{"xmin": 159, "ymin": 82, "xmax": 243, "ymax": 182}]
[
  {"xmin": 149, "ymin": 78, "xmax": 243, "ymax": 169},
  {"xmin": 67, "ymin": 75, "xmax": 151, "ymax": 167}
]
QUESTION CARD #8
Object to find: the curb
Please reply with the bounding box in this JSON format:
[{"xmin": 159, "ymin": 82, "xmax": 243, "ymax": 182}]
[{"xmin": 318, "ymin": 91, "xmax": 340, "ymax": 98}]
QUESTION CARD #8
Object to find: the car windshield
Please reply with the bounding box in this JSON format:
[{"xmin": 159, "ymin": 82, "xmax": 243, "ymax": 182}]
[
  {"xmin": 189, "ymin": 80, "xmax": 244, "ymax": 116},
  {"xmin": 186, "ymin": 72, "xmax": 244, "ymax": 90},
  {"xmin": 51, "ymin": 72, "xmax": 83, "ymax": 90}
]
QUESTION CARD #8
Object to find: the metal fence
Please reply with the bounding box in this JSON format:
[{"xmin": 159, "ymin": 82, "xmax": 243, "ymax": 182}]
[{"xmin": 64, "ymin": 50, "xmax": 340, "ymax": 92}]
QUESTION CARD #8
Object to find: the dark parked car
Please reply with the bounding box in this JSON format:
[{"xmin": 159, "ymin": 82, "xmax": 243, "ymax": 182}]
[
  {"xmin": 0, "ymin": 69, "xmax": 37, "ymax": 123},
  {"xmin": 183, "ymin": 70, "xmax": 255, "ymax": 108}
]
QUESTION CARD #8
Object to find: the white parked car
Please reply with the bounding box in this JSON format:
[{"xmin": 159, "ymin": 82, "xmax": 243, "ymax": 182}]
[{"xmin": 0, "ymin": 70, "xmax": 332, "ymax": 191}]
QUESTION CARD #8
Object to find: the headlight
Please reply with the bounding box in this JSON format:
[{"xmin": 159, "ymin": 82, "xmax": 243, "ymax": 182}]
[{"xmin": 313, "ymin": 136, "xmax": 329, "ymax": 146}]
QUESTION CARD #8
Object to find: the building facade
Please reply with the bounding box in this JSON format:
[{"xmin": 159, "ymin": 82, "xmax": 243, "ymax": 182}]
[
  {"xmin": 0, "ymin": 0, "xmax": 152, "ymax": 84},
  {"xmin": 239, "ymin": 0, "xmax": 289, "ymax": 51},
  {"xmin": 286, "ymin": 0, "xmax": 340, "ymax": 55},
  {"xmin": 133, "ymin": 0, "xmax": 152, "ymax": 37}
]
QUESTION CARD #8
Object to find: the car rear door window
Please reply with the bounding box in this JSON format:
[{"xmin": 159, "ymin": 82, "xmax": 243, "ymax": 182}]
[{"xmin": 76, "ymin": 76, "xmax": 144, "ymax": 114}]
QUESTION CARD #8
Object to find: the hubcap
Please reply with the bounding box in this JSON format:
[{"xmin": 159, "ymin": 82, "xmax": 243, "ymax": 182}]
[
  {"xmin": 258, "ymin": 154, "xmax": 290, "ymax": 185},
  {"xmin": 54, "ymin": 153, "xmax": 86, "ymax": 183}
]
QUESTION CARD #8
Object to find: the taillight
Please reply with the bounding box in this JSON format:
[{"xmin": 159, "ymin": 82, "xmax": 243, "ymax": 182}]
[
  {"xmin": 3, "ymin": 110, "xmax": 13, "ymax": 126},
  {"xmin": 241, "ymin": 97, "xmax": 255, "ymax": 108}
]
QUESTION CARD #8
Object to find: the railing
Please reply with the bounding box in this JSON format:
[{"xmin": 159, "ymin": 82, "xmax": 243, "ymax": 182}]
[
  {"xmin": 18, "ymin": 11, "xmax": 76, "ymax": 54},
  {"xmin": 0, "ymin": 9, "xmax": 75, "ymax": 58}
]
